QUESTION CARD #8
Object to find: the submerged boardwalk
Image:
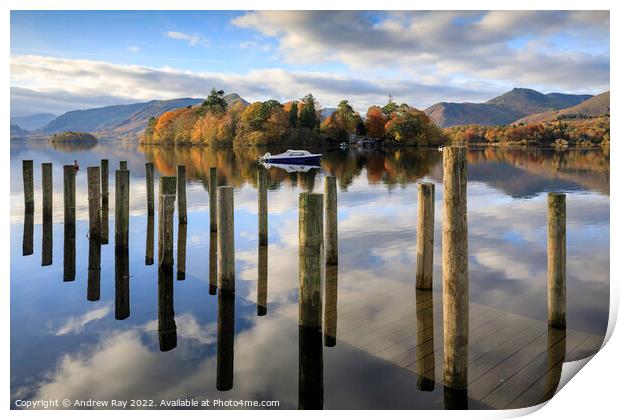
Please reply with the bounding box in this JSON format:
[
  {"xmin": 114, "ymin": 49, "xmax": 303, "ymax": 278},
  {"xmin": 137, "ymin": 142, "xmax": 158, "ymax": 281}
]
[{"xmin": 324, "ymin": 277, "xmax": 604, "ymax": 410}]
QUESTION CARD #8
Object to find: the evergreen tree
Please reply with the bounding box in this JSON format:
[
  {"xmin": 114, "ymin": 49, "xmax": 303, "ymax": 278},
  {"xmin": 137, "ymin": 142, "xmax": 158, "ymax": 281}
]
[
  {"xmin": 289, "ymin": 101, "xmax": 299, "ymax": 128},
  {"xmin": 299, "ymin": 94, "xmax": 318, "ymax": 130},
  {"xmin": 202, "ymin": 88, "xmax": 228, "ymax": 114}
]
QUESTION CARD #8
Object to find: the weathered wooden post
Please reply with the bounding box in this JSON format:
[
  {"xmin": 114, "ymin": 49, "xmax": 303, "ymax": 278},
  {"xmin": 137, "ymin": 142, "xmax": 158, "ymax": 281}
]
[
  {"xmin": 63, "ymin": 165, "xmax": 76, "ymax": 281},
  {"xmin": 177, "ymin": 165, "xmax": 187, "ymax": 224},
  {"xmin": 257, "ymin": 245, "xmax": 268, "ymax": 315},
  {"xmin": 157, "ymin": 176, "xmax": 176, "ymax": 352},
  {"xmin": 258, "ymin": 169, "xmax": 268, "ymax": 246},
  {"xmin": 547, "ymin": 193, "xmax": 566, "ymax": 329},
  {"xmin": 324, "ymin": 176, "xmax": 338, "ymax": 265},
  {"xmin": 209, "ymin": 167, "xmax": 217, "ymax": 232},
  {"xmin": 101, "ymin": 159, "xmax": 109, "ymax": 207},
  {"xmin": 416, "ymin": 290, "xmax": 435, "ymax": 391},
  {"xmin": 416, "ymin": 182, "xmax": 435, "ymax": 290},
  {"xmin": 298, "ymin": 192, "xmax": 325, "ymax": 408},
  {"xmin": 115, "ymin": 170, "xmax": 130, "ymax": 248},
  {"xmin": 323, "ymin": 264, "xmax": 338, "ymax": 347},
  {"xmin": 217, "ymin": 186, "xmax": 235, "ymax": 292},
  {"xmin": 23, "ymin": 160, "xmax": 34, "ymax": 212},
  {"xmin": 442, "ymin": 147, "xmax": 469, "ymax": 391},
  {"xmin": 119, "ymin": 160, "xmax": 128, "ymax": 170},
  {"xmin": 209, "ymin": 231, "xmax": 217, "ymax": 295},
  {"xmin": 23, "ymin": 211, "xmax": 33, "ymax": 256},
  {"xmin": 216, "ymin": 288, "xmax": 235, "ymax": 391},
  {"xmin": 115, "ymin": 245, "xmax": 130, "ymax": 320},
  {"xmin": 87, "ymin": 167, "xmax": 102, "ymax": 239},
  {"xmin": 177, "ymin": 222, "xmax": 187, "ymax": 280},
  {"xmin": 41, "ymin": 163, "xmax": 53, "ymax": 266},
  {"xmin": 145, "ymin": 214, "xmax": 154, "ymax": 265},
  {"xmin": 87, "ymin": 238, "xmax": 101, "ymax": 301},
  {"xmin": 299, "ymin": 192, "xmax": 324, "ymax": 329},
  {"xmin": 145, "ymin": 162, "xmax": 154, "ymax": 216}
]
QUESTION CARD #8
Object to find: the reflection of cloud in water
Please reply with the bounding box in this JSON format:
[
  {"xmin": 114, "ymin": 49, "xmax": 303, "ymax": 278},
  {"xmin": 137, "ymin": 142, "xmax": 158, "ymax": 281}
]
[{"xmin": 52, "ymin": 304, "xmax": 112, "ymax": 336}]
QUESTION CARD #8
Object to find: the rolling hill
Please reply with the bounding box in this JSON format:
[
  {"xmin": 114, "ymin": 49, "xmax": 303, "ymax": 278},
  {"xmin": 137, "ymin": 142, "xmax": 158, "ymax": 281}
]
[
  {"xmin": 514, "ymin": 91, "xmax": 610, "ymax": 124},
  {"xmin": 10, "ymin": 113, "xmax": 57, "ymax": 131},
  {"xmin": 425, "ymin": 88, "xmax": 593, "ymax": 127},
  {"xmin": 39, "ymin": 94, "xmax": 249, "ymax": 137}
]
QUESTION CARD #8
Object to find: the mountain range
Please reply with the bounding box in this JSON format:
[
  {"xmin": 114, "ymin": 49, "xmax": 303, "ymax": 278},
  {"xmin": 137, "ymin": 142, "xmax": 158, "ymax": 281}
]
[
  {"xmin": 424, "ymin": 88, "xmax": 594, "ymax": 127},
  {"xmin": 513, "ymin": 91, "xmax": 610, "ymax": 124},
  {"xmin": 10, "ymin": 113, "xmax": 57, "ymax": 131}
]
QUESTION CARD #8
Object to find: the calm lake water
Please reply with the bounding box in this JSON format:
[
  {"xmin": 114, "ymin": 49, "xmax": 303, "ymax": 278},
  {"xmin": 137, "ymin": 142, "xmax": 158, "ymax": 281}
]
[{"xmin": 10, "ymin": 141, "xmax": 610, "ymax": 409}]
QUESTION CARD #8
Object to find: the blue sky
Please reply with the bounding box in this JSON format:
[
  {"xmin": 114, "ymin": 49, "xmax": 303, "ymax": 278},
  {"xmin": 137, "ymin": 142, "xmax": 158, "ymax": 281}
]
[{"xmin": 10, "ymin": 10, "xmax": 610, "ymax": 116}]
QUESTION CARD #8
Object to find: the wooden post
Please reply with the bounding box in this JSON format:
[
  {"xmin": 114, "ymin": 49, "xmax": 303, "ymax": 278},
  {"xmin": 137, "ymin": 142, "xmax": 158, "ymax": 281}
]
[
  {"xmin": 158, "ymin": 177, "xmax": 176, "ymax": 267},
  {"xmin": 547, "ymin": 193, "xmax": 566, "ymax": 329},
  {"xmin": 115, "ymin": 170, "xmax": 130, "ymax": 248},
  {"xmin": 258, "ymin": 169, "xmax": 268, "ymax": 246},
  {"xmin": 145, "ymin": 162, "xmax": 154, "ymax": 216},
  {"xmin": 442, "ymin": 147, "xmax": 468, "ymax": 391},
  {"xmin": 23, "ymin": 211, "xmax": 33, "ymax": 256},
  {"xmin": 87, "ymin": 238, "xmax": 101, "ymax": 301},
  {"xmin": 416, "ymin": 182, "xmax": 435, "ymax": 290},
  {"xmin": 416, "ymin": 290, "xmax": 435, "ymax": 391},
  {"xmin": 299, "ymin": 192, "xmax": 324, "ymax": 329},
  {"xmin": 177, "ymin": 222, "xmax": 187, "ymax": 280},
  {"xmin": 145, "ymin": 214, "xmax": 154, "ymax": 265},
  {"xmin": 209, "ymin": 231, "xmax": 217, "ymax": 295},
  {"xmin": 115, "ymin": 245, "xmax": 130, "ymax": 320},
  {"xmin": 23, "ymin": 160, "xmax": 34, "ymax": 212},
  {"xmin": 157, "ymin": 176, "xmax": 176, "ymax": 352},
  {"xmin": 101, "ymin": 159, "xmax": 109, "ymax": 207},
  {"xmin": 298, "ymin": 326, "xmax": 323, "ymax": 409},
  {"xmin": 177, "ymin": 165, "xmax": 187, "ymax": 224},
  {"xmin": 87, "ymin": 167, "xmax": 101, "ymax": 239},
  {"xmin": 257, "ymin": 245, "xmax": 268, "ymax": 315},
  {"xmin": 216, "ymin": 289, "xmax": 235, "ymax": 391},
  {"xmin": 119, "ymin": 160, "xmax": 127, "ymax": 170},
  {"xmin": 41, "ymin": 163, "xmax": 53, "ymax": 266},
  {"xmin": 323, "ymin": 264, "xmax": 338, "ymax": 347},
  {"xmin": 158, "ymin": 263, "xmax": 177, "ymax": 352},
  {"xmin": 324, "ymin": 176, "xmax": 338, "ymax": 265},
  {"xmin": 217, "ymin": 186, "xmax": 235, "ymax": 291},
  {"xmin": 63, "ymin": 165, "xmax": 76, "ymax": 281},
  {"xmin": 209, "ymin": 167, "xmax": 217, "ymax": 232},
  {"xmin": 101, "ymin": 205, "xmax": 109, "ymax": 245}
]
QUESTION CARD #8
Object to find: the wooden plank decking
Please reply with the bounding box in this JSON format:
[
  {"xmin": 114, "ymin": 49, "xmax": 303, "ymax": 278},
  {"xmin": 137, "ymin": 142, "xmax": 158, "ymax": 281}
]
[{"xmin": 321, "ymin": 277, "xmax": 604, "ymax": 409}]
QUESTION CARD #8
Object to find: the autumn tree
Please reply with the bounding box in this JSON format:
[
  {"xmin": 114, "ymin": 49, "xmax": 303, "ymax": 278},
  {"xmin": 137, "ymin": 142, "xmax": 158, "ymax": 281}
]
[
  {"xmin": 365, "ymin": 105, "xmax": 387, "ymax": 139},
  {"xmin": 320, "ymin": 100, "xmax": 359, "ymax": 141}
]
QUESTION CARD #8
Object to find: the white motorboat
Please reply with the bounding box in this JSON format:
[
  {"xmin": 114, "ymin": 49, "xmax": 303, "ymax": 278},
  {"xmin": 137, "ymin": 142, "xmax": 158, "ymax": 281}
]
[{"xmin": 261, "ymin": 162, "xmax": 320, "ymax": 173}]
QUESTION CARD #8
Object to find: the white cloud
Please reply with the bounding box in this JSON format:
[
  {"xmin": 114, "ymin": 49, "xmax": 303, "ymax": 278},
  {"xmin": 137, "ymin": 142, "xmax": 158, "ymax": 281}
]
[
  {"xmin": 127, "ymin": 45, "xmax": 140, "ymax": 53},
  {"xmin": 165, "ymin": 31, "xmax": 207, "ymax": 47},
  {"xmin": 52, "ymin": 304, "xmax": 112, "ymax": 336}
]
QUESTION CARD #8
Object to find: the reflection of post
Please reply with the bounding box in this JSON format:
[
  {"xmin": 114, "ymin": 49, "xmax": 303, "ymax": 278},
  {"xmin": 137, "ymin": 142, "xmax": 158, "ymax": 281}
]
[
  {"xmin": 23, "ymin": 210, "xmax": 33, "ymax": 256},
  {"xmin": 41, "ymin": 163, "xmax": 53, "ymax": 266},
  {"xmin": 547, "ymin": 193, "xmax": 566, "ymax": 329},
  {"xmin": 209, "ymin": 167, "xmax": 217, "ymax": 232},
  {"xmin": 145, "ymin": 214, "xmax": 154, "ymax": 265},
  {"xmin": 87, "ymin": 167, "xmax": 102, "ymax": 240},
  {"xmin": 101, "ymin": 204, "xmax": 109, "ymax": 245},
  {"xmin": 177, "ymin": 222, "xmax": 187, "ymax": 280},
  {"xmin": 324, "ymin": 176, "xmax": 338, "ymax": 265},
  {"xmin": 217, "ymin": 289, "xmax": 235, "ymax": 391},
  {"xmin": 115, "ymin": 245, "xmax": 130, "ymax": 320},
  {"xmin": 442, "ymin": 147, "xmax": 468, "ymax": 391},
  {"xmin": 416, "ymin": 183, "xmax": 435, "ymax": 290},
  {"xmin": 119, "ymin": 160, "xmax": 128, "ymax": 170},
  {"xmin": 101, "ymin": 159, "xmax": 109, "ymax": 207},
  {"xmin": 258, "ymin": 169, "xmax": 268, "ymax": 246},
  {"xmin": 63, "ymin": 165, "xmax": 76, "ymax": 281},
  {"xmin": 323, "ymin": 264, "xmax": 338, "ymax": 347},
  {"xmin": 87, "ymin": 238, "xmax": 101, "ymax": 301},
  {"xmin": 416, "ymin": 290, "xmax": 435, "ymax": 391},
  {"xmin": 298, "ymin": 192, "xmax": 324, "ymax": 409},
  {"xmin": 541, "ymin": 327, "xmax": 566, "ymax": 402},
  {"xmin": 299, "ymin": 192, "xmax": 323, "ymax": 328},
  {"xmin": 444, "ymin": 386, "xmax": 468, "ymax": 410},
  {"xmin": 115, "ymin": 170, "xmax": 130, "ymax": 248},
  {"xmin": 257, "ymin": 245, "xmax": 268, "ymax": 315},
  {"xmin": 146, "ymin": 162, "xmax": 154, "ymax": 216},
  {"xmin": 177, "ymin": 165, "xmax": 187, "ymax": 224},
  {"xmin": 157, "ymin": 176, "xmax": 176, "ymax": 351},
  {"xmin": 209, "ymin": 231, "xmax": 217, "ymax": 295},
  {"xmin": 23, "ymin": 160, "xmax": 34, "ymax": 212},
  {"xmin": 217, "ymin": 186, "xmax": 235, "ymax": 291}
]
